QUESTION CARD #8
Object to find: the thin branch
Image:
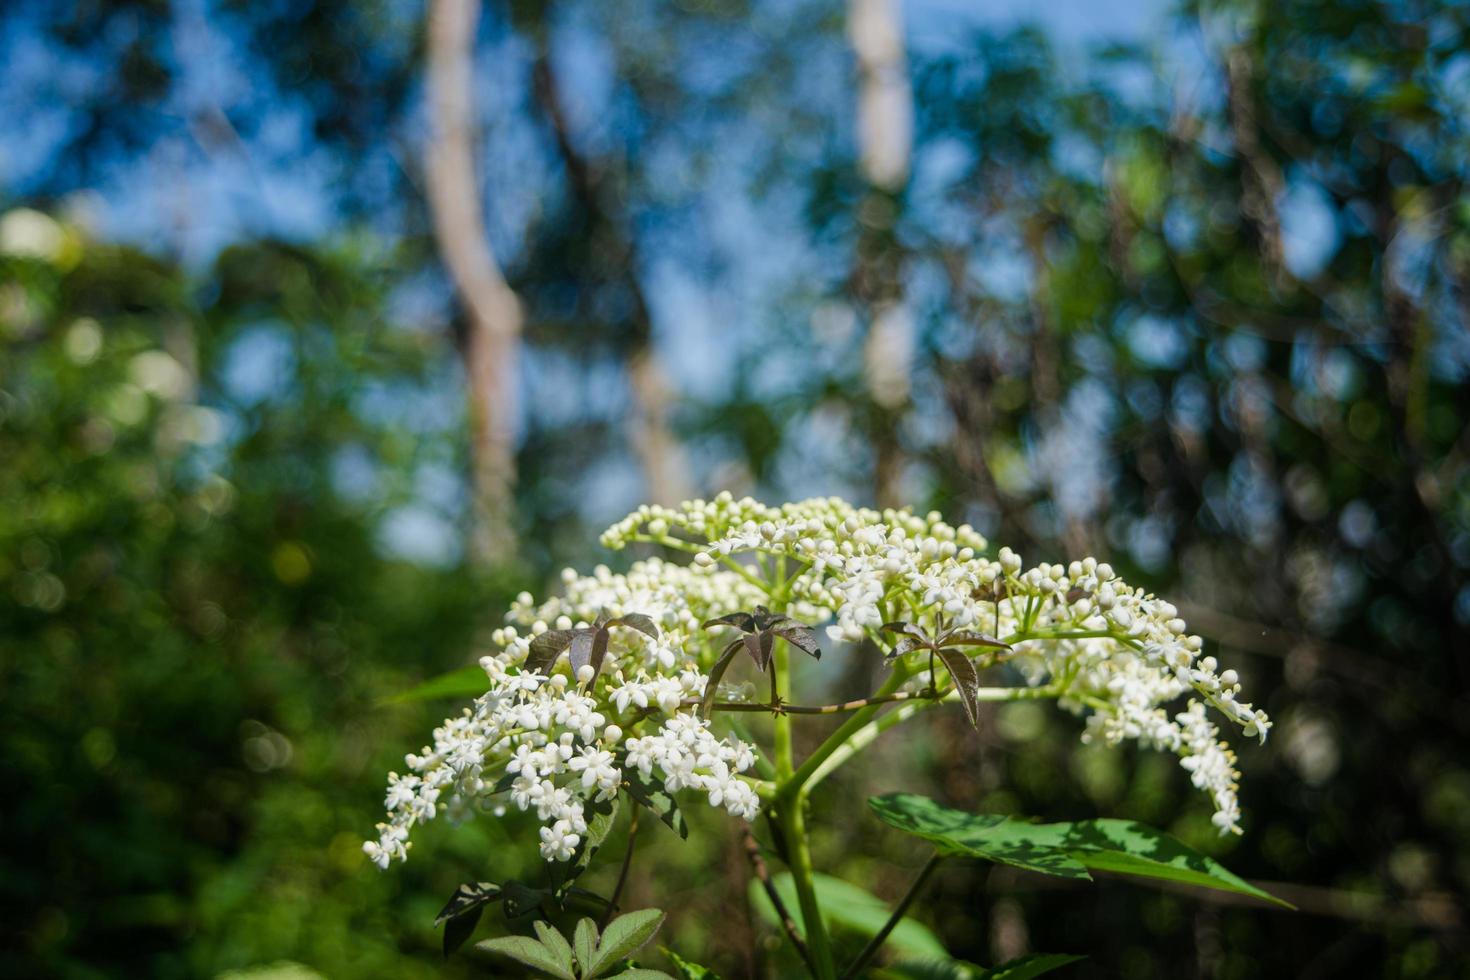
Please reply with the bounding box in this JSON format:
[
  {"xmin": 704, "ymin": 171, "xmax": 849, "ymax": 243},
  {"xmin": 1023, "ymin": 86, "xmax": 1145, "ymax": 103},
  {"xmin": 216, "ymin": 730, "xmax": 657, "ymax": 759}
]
[
  {"xmin": 600, "ymin": 804, "xmax": 640, "ymax": 929},
  {"xmin": 742, "ymin": 822, "xmax": 814, "ymax": 973},
  {"xmin": 685, "ymin": 691, "xmax": 939, "ymax": 715},
  {"xmin": 840, "ymin": 852, "xmax": 942, "ymax": 980}
]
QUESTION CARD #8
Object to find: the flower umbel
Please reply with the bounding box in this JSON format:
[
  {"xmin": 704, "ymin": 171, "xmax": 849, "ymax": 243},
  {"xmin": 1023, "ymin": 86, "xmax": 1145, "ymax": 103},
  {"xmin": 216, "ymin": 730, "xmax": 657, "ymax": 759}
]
[{"xmin": 367, "ymin": 494, "xmax": 1272, "ymax": 869}]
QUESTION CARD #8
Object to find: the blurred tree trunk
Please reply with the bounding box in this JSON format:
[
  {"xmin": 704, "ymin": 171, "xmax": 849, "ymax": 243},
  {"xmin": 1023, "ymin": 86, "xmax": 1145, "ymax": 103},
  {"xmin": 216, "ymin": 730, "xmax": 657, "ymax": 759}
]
[
  {"xmin": 426, "ymin": 0, "xmax": 522, "ymax": 564},
  {"xmin": 531, "ymin": 43, "xmax": 692, "ymax": 507},
  {"xmin": 849, "ymin": 0, "xmax": 912, "ymax": 509}
]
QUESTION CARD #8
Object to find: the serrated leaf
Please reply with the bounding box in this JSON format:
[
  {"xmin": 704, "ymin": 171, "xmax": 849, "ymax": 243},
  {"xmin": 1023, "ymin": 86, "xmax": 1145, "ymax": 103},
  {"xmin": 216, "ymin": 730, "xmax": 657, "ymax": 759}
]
[
  {"xmin": 476, "ymin": 935, "xmax": 577, "ymax": 979},
  {"xmin": 884, "ymin": 636, "xmax": 921, "ymax": 663},
  {"xmin": 880, "ymin": 621, "xmax": 928, "ymax": 641},
  {"xmin": 527, "ymin": 629, "xmax": 578, "ymax": 674},
  {"xmin": 624, "ymin": 773, "xmax": 688, "ymax": 839},
  {"xmin": 773, "ymin": 623, "xmax": 822, "ymax": 658},
  {"xmin": 935, "ymin": 647, "xmax": 982, "ymax": 731},
  {"xmin": 868, "ymin": 794, "xmax": 1290, "ymax": 906},
  {"xmin": 747, "ymin": 872, "xmax": 945, "ymax": 958},
  {"xmin": 608, "ymin": 970, "xmax": 677, "ymax": 979},
  {"xmin": 661, "ymin": 948, "xmax": 721, "ymax": 979},
  {"xmin": 866, "ymin": 796, "xmax": 1091, "ymax": 879},
  {"xmin": 533, "ymin": 920, "xmax": 577, "ymax": 975},
  {"xmin": 587, "ymin": 908, "xmax": 667, "ymax": 977},
  {"xmin": 435, "ymin": 882, "xmax": 504, "ymax": 926},
  {"xmin": 384, "ymin": 664, "xmax": 488, "ymax": 704},
  {"xmin": 574, "ymin": 918, "xmax": 599, "ymax": 974}
]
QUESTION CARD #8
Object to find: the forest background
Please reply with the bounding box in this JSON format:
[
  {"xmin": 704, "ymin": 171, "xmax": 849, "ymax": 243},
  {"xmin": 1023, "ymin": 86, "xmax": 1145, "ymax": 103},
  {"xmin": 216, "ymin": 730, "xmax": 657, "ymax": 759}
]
[{"xmin": 2, "ymin": 0, "xmax": 1468, "ymax": 976}]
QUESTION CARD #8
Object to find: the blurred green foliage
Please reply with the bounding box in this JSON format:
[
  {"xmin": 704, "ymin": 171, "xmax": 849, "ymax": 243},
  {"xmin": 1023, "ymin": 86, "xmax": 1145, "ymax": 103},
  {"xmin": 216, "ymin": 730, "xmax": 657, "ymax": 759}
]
[{"xmin": 0, "ymin": 230, "xmax": 544, "ymax": 978}]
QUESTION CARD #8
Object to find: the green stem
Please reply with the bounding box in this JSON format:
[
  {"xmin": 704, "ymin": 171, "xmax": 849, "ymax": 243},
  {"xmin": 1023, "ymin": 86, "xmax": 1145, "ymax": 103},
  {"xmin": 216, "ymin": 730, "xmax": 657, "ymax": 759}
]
[
  {"xmin": 1001, "ymin": 627, "xmax": 1118, "ymax": 644},
  {"xmin": 682, "ymin": 691, "xmax": 935, "ymax": 715},
  {"xmin": 776, "ymin": 794, "xmax": 835, "ymax": 979},
  {"xmin": 599, "ymin": 804, "xmax": 640, "ymax": 929},
  {"xmin": 840, "ymin": 851, "xmax": 942, "ymax": 980},
  {"xmin": 784, "ymin": 667, "xmax": 912, "ymax": 796},
  {"xmin": 769, "ymin": 637, "xmax": 837, "ymax": 978},
  {"xmin": 720, "ymin": 555, "xmax": 772, "ymax": 595}
]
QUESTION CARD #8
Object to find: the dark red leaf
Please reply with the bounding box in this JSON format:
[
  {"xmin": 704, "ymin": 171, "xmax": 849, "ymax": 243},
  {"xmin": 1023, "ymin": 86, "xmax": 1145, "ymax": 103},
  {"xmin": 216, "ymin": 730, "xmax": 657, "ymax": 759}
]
[
  {"xmin": 526, "ymin": 629, "xmax": 578, "ymax": 674},
  {"xmin": 743, "ymin": 632, "xmax": 772, "ymax": 672},
  {"xmin": 936, "ymin": 647, "xmax": 982, "ymax": 731},
  {"xmin": 568, "ymin": 631, "xmax": 596, "ymax": 671},
  {"xmin": 613, "ymin": 613, "xmax": 660, "ymax": 639},
  {"xmin": 702, "ymin": 612, "xmax": 756, "ymax": 633},
  {"xmin": 587, "ymin": 628, "xmax": 612, "ymax": 682},
  {"xmin": 773, "ymin": 624, "xmax": 822, "ymax": 659},
  {"xmin": 939, "ymin": 631, "xmax": 1011, "ymax": 652},
  {"xmin": 700, "ymin": 640, "xmax": 745, "ymax": 718}
]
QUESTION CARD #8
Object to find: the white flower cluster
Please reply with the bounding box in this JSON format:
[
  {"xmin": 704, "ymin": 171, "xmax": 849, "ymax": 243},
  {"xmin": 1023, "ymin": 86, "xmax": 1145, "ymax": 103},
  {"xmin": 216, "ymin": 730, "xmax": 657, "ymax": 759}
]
[
  {"xmin": 624, "ymin": 714, "xmax": 762, "ymax": 819},
  {"xmin": 369, "ymin": 493, "xmax": 1273, "ymax": 868},
  {"xmin": 604, "ymin": 494, "xmax": 1271, "ymax": 834},
  {"xmin": 365, "ymin": 555, "xmax": 764, "ymax": 868}
]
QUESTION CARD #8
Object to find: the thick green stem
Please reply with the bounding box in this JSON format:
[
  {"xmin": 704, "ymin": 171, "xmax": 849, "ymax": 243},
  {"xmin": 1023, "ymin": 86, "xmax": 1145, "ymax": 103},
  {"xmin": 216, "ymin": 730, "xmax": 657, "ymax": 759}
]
[
  {"xmin": 776, "ymin": 794, "xmax": 835, "ymax": 979},
  {"xmin": 769, "ymin": 639, "xmax": 836, "ymax": 977},
  {"xmin": 784, "ymin": 667, "xmax": 912, "ymax": 796}
]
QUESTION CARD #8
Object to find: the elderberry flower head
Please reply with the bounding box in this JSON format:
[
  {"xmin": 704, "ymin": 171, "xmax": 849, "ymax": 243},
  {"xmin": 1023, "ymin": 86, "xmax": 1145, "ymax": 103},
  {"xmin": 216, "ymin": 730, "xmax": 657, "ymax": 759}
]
[{"xmin": 367, "ymin": 495, "xmax": 1271, "ymax": 870}]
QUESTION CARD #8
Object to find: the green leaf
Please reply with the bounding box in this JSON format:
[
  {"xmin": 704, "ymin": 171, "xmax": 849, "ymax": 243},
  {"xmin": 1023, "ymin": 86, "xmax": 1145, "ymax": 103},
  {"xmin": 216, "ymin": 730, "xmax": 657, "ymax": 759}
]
[
  {"xmin": 661, "ymin": 947, "xmax": 722, "ymax": 979},
  {"xmin": 383, "ymin": 664, "xmax": 486, "ymax": 704},
  {"xmin": 475, "ymin": 935, "xmax": 576, "ymax": 980},
  {"xmin": 747, "ymin": 872, "xmax": 945, "ymax": 958},
  {"xmin": 624, "ymin": 773, "xmax": 688, "ymax": 839},
  {"xmin": 533, "ymin": 920, "xmax": 577, "ymax": 975},
  {"xmin": 574, "ymin": 918, "xmax": 599, "ymax": 974},
  {"xmin": 587, "ymin": 908, "xmax": 667, "ymax": 977},
  {"xmin": 607, "ymin": 971, "xmax": 676, "ymax": 979},
  {"xmin": 868, "ymin": 794, "xmax": 1290, "ymax": 907}
]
